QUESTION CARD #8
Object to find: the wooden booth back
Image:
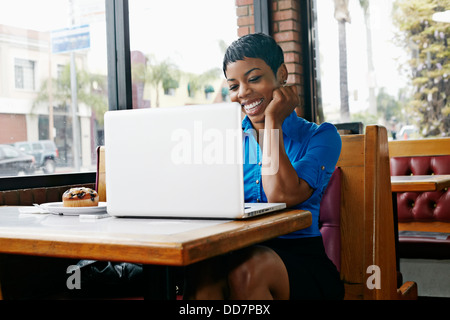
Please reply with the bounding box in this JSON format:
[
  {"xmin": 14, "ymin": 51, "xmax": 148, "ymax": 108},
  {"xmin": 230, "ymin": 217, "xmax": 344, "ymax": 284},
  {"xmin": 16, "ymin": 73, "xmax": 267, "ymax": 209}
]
[{"xmin": 337, "ymin": 125, "xmax": 416, "ymax": 300}]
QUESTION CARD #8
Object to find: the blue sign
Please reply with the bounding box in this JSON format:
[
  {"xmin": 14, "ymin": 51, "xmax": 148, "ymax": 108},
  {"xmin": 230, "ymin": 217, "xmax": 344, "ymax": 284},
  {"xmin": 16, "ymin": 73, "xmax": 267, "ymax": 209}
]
[{"xmin": 51, "ymin": 25, "xmax": 90, "ymax": 54}]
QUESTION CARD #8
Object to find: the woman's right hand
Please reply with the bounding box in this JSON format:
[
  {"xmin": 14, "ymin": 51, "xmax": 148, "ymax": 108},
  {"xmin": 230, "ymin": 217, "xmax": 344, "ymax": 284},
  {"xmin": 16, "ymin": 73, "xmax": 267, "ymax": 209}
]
[{"xmin": 264, "ymin": 84, "xmax": 299, "ymax": 126}]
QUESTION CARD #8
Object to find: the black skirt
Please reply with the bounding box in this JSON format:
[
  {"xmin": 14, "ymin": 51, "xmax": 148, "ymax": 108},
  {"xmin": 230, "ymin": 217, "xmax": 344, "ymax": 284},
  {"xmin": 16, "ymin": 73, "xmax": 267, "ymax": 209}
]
[{"xmin": 260, "ymin": 236, "xmax": 344, "ymax": 300}]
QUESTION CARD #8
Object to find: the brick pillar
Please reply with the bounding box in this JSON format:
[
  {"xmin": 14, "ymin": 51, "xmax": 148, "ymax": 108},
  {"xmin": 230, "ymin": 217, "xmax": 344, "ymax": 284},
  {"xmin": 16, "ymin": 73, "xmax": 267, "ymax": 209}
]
[
  {"xmin": 236, "ymin": 0, "xmax": 255, "ymax": 36},
  {"xmin": 235, "ymin": 0, "xmax": 305, "ymax": 117}
]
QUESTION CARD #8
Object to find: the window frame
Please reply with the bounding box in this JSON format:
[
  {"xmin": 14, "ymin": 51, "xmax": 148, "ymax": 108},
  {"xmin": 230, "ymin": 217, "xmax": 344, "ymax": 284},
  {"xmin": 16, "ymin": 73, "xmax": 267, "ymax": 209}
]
[
  {"xmin": 106, "ymin": 0, "xmax": 132, "ymax": 111},
  {"xmin": 14, "ymin": 58, "xmax": 36, "ymax": 91},
  {"xmin": 1, "ymin": 0, "xmax": 131, "ymax": 191},
  {"xmin": 254, "ymin": 0, "xmax": 271, "ymax": 35},
  {"xmin": 299, "ymin": 0, "xmax": 318, "ymax": 123}
]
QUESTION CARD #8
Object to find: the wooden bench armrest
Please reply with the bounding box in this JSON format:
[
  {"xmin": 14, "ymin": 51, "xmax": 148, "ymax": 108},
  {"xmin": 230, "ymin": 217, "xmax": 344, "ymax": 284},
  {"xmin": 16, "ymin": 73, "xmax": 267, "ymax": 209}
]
[
  {"xmin": 96, "ymin": 146, "xmax": 106, "ymax": 202},
  {"xmin": 397, "ymin": 281, "xmax": 418, "ymax": 300}
]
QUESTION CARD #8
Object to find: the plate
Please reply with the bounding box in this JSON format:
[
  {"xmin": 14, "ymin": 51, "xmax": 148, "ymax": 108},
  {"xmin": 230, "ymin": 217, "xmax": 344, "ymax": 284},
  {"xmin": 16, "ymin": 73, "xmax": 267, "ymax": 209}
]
[{"xmin": 40, "ymin": 202, "xmax": 107, "ymax": 216}]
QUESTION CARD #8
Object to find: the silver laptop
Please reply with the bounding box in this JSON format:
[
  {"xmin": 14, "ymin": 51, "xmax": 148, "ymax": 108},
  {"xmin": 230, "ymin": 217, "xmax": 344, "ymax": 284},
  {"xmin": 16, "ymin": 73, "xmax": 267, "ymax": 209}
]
[{"xmin": 103, "ymin": 102, "xmax": 286, "ymax": 219}]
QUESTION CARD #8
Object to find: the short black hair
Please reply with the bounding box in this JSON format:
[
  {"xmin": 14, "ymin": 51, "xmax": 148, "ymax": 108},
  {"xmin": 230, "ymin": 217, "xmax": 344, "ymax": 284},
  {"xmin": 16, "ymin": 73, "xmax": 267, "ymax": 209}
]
[{"xmin": 223, "ymin": 33, "xmax": 284, "ymax": 78}]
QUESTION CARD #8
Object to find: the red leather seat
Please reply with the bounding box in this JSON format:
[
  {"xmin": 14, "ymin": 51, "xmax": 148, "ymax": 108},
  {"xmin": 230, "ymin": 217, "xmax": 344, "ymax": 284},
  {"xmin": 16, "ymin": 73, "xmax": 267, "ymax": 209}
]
[
  {"xmin": 390, "ymin": 155, "xmax": 450, "ymax": 223},
  {"xmin": 396, "ymin": 191, "xmax": 450, "ymax": 222},
  {"xmin": 319, "ymin": 168, "xmax": 341, "ymax": 272},
  {"xmin": 390, "ymin": 155, "xmax": 450, "ymax": 259}
]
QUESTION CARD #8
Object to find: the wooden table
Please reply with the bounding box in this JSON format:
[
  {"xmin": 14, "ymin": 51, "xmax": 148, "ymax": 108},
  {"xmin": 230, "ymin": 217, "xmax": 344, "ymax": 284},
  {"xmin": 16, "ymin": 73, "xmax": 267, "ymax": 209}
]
[
  {"xmin": 0, "ymin": 207, "xmax": 311, "ymax": 299},
  {"xmin": 390, "ymin": 174, "xmax": 450, "ymax": 192}
]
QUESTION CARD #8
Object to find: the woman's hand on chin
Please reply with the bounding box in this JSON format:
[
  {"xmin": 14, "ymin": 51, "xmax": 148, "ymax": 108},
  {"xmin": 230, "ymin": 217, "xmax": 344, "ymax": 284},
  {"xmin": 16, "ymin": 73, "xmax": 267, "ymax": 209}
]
[{"xmin": 264, "ymin": 85, "xmax": 299, "ymax": 125}]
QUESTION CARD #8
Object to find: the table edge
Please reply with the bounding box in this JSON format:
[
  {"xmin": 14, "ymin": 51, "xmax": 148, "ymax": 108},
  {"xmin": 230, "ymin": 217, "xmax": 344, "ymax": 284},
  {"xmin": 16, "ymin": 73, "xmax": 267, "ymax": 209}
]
[{"xmin": 0, "ymin": 209, "xmax": 312, "ymax": 266}]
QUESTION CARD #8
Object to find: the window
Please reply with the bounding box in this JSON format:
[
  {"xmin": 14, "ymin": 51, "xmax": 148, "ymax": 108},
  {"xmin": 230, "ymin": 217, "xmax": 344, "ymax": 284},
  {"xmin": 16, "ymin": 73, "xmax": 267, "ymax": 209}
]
[
  {"xmin": 0, "ymin": 0, "xmax": 108, "ymax": 178},
  {"xmin": 32, "ymin": 142, "xmax": 43, "ymax": 152},
  {"xmin": 14, "ymin": 58, "xmax": 36, "ymax": 90},
  {"xmin": 314, "ymin": 0, "xmax": 449, "ymax": 140},
  {"xmin": 128, "ymin": 0, "xmax": 237, "ymax": 109},
  {"xmin": 0, "ymin": 0, "xmax": 238, "ymax": 188}
]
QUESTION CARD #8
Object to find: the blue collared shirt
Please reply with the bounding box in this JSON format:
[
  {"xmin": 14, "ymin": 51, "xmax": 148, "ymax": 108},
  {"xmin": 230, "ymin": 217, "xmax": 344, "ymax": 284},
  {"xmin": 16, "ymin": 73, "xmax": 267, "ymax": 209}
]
[{"xmin": 242, "ymin": 111, "xmax": 342, "ymax": 238}]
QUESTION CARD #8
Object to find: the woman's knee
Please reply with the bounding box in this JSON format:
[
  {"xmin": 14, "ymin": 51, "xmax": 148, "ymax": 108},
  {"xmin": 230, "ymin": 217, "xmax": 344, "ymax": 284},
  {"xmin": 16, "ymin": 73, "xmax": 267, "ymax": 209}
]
[{"xmin": 227, "ymin": 246, "xmax": 287, "ymax": 299}]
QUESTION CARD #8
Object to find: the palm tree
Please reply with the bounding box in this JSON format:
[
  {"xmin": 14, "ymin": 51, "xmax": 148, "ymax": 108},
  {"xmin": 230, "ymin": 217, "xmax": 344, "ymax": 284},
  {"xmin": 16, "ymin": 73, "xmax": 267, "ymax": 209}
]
[
  {"xmin": 186, "ymin": 68, "xmax": 221, "ymax": 98},
  {"xmin": 144, "ymin": 56, "xmax": 180, "ymax": 108},
  {"xmin": 33, "ymin": 64, "xmax": 108, "ymax": 167},
  {"xmin": 333, "ymin": 0, "xmax": 351, "ymax": 122},
  {"xmin": 33, "ymin": 64, "xmax": 108, "ymax": 121},
  {"xmin": 359, "ymin": 0, "xmax": 377, "ymax": 115}
]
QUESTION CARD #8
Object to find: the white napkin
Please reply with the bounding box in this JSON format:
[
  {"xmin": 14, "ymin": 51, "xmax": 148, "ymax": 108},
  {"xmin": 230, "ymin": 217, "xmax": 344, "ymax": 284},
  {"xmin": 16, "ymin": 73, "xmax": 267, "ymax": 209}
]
[{"xmin": 18, "ymin": 205, "xmax": 49, "ymax": 214}]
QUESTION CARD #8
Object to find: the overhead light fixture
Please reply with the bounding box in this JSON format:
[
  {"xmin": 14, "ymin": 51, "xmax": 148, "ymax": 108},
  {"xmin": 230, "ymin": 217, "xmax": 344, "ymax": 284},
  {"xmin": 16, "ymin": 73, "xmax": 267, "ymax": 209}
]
[{"xmin": 432, "ymin": 10, "xmax": 450, "ymax": 23}]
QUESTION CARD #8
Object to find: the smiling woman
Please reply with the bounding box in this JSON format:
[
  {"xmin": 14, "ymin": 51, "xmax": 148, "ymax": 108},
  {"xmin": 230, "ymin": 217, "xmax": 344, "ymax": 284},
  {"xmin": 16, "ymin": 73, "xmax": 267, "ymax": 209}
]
[{"xmin": 184, "ymin": 33, "xmax": 344, "ymax": 301}]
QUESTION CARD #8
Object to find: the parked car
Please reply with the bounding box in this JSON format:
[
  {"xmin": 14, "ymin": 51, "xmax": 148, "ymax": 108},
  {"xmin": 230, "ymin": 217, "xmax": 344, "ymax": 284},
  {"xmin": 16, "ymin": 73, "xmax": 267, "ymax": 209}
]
[
  {"xmin": 0, "ymin": 144, "xmax": 35, "ymax": 176},
  {"xmin": 397, "ymin": 125, "xmax": 419, "ymax": 140},
  {"xmin": 13, "ymin": 140, "xmax": 59, "ymax": 174}
]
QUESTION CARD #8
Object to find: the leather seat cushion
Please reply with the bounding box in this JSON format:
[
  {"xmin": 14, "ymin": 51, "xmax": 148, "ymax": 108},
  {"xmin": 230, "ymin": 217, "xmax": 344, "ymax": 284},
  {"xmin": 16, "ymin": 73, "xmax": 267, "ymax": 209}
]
[{"xmin": 319, "ymin": 168, "xmax": 341, "ymax": 272}]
